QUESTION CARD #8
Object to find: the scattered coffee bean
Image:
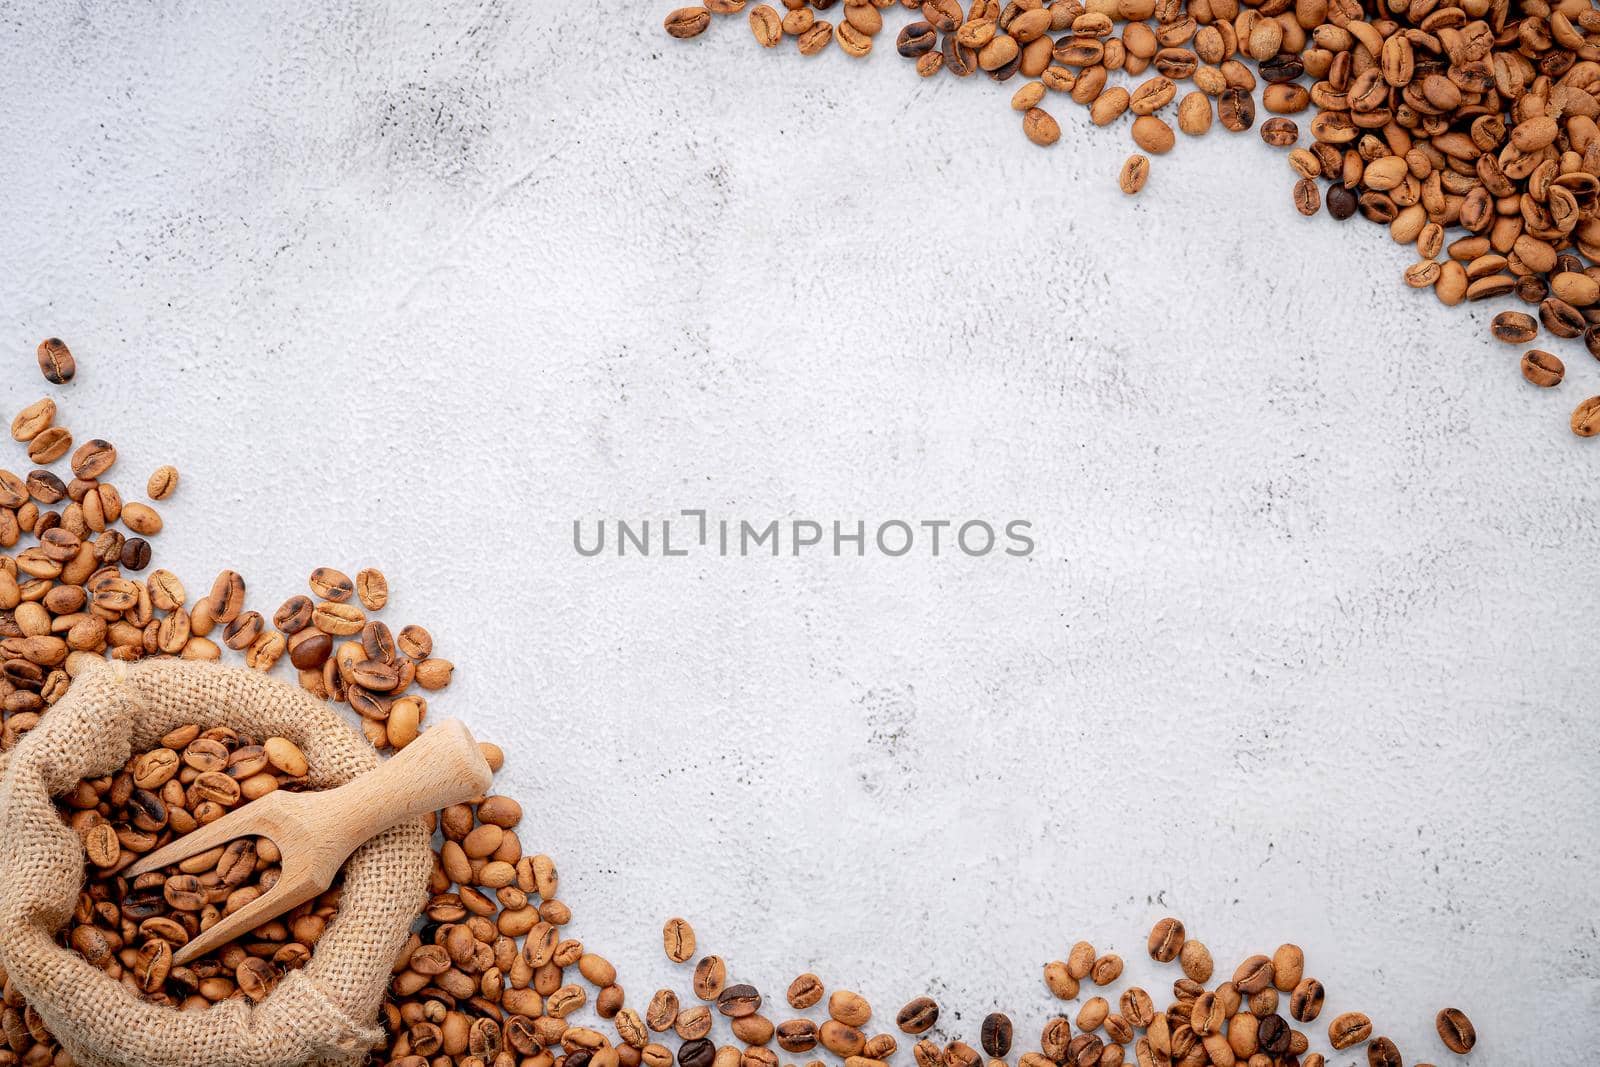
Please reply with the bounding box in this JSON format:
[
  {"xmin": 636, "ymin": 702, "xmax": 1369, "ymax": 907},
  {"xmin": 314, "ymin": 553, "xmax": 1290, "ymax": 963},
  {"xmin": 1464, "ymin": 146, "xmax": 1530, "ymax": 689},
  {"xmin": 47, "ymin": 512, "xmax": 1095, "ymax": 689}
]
[
  {"xmin": 788, "ymin": 972, "xmax": 824, "ymax": 1009},
  {"xmin": 1522, "ymin": 350, "xmax": 1565, "ymax": 387},
  {"xmin": 37, "ymin": 338, "xmax": 76, "ymax": 384},
  {"xmin": 1436, "ymin": 1007, "xmax": 1476, "ymax": 1054},
  {"xmin": 897, "ymin": 996, "xmax": 938, "ymax": 1034}
]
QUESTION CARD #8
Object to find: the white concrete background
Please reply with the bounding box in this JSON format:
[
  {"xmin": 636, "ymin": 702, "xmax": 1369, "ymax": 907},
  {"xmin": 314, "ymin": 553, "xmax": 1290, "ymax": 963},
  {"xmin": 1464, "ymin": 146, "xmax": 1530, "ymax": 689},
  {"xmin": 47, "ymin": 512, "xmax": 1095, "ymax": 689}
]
[{"xmin": 2, "ymin": 2, "xmax": 1597, "ymax": 1063}]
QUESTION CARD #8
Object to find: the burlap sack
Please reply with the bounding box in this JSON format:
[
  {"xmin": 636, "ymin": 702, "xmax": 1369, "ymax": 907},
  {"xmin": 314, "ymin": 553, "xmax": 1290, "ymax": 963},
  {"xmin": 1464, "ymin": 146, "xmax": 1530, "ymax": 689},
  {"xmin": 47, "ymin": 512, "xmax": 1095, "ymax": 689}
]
[{"xmin": 0, "ymin": 658, "xmax": 433, "ymax": 1067}]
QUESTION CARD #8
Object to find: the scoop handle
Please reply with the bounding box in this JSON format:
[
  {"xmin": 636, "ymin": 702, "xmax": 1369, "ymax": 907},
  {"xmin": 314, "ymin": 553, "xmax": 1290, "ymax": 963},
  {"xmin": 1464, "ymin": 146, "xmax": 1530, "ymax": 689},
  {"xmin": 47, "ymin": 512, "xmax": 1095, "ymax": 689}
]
[{"xmin": 326, "ymin": 718, "xmax": 494, "ymax": 845}]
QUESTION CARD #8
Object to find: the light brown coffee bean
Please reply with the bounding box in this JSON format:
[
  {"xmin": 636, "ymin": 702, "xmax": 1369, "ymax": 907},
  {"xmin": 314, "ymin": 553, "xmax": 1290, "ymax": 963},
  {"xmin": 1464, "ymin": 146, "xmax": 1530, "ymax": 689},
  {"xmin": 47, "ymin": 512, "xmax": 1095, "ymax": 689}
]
[
  {"xmin": 749, "ymin": 3, "xmax": 782, "ymax": 44},
  {"xmin": 798, "ymin": 20, "xmax": 833, "ymax": 55},
  {"xmin": 789, "ymin": 973, "xmax": 825, "ymax": 1009},
  {"xmin": 1131, "ymin": 115, "xmax": 1174, "ymax": 153},
  {"xmin": 1176, "ymin": 91, "xmax": 1211, "ymax": 134},
  {"xmin": 11, "ymin": 398, "xmax": 55, "ymax": 442},
  {"xmin": 1271, "ymin": 945, "xmax": 1303, "ymax": 991},
  {"xmin": 145, "ymin": 464, "xmax": 179, "ymax": 500},
  {"xmin": 665, "ymin": 7, "xmax": 712, "ymax": 37},
  {"xmin": 1523, "ymin": 350, "xmax": 1561, "ymax": 388},
  {"xmin": 1328, "ymin": 1012, "xmax": 1371, "ymax": 1050},
  {"xmin": 829, "ymin": 990, "xmax": 872, "ymax": 1026},
  {"xmin": 1573, "ymin": 396, "xmax": 1600, "ymax": 437},
  {"xmin": 1068, "ymin": 941, "xmax": 1096, "ymax": 979},
  {"xmin": 28, "ymin": 426, "xmax": 72, "ymax": 464},
  {"xmin": 693, "ymin": 955, "xmax": 727, "ymax": 999},
  {"xmin": 1119, "ymin": 154, "xmax": 1150, "ymax": 195},
  {"xmin": 1024, "ymin": 107, "xmax": 1061, "ymax": 146},
  {"xmin": 1091, "ymin": 954, "xmax": 1123, "ymax": 985}
]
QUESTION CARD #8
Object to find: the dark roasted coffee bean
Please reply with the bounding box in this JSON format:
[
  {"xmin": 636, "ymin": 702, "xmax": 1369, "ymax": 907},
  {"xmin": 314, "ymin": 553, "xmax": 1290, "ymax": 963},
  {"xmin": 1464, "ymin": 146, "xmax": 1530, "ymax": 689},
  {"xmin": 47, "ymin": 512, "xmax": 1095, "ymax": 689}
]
[
  {"xmin": 898, "ymin": 20, "xmax": 937, "ymax": 56},
  {"xmin": 1257, "ymin": 1014, "xmax": 1290, "ymax": 1055},
  {"xmin": 679, "ymin": 1039, "xmax": 716, "ymax": 1067},
  {"xmin": 719, "ymin": 984, "xmax": 762, "ymax": 1018},
  {"xmin": 980, "ymin": 1013, "xmax": 1012, "ymax": 1058},
  {"xmin": 1327, "ymin": 183, "xmax": 1358, "ymax": 219},
  {"xmin": 1435, "ymin": 1007, "xmax": 1475, "ymax": 1053},
  {"xmin": 1259, "ymin": 53, "xmax": 1304, "ymax": 81},
  {"xmin": 944, "ymin": 33, "xmax": 976, "ymax": 76},
  {"xmin": 120, "ymin": 537, "xmax": 152, "ymax": 570},
  {"xmin": 898, "ymin": 997, "xmax": 939, "ymax": 1034}
]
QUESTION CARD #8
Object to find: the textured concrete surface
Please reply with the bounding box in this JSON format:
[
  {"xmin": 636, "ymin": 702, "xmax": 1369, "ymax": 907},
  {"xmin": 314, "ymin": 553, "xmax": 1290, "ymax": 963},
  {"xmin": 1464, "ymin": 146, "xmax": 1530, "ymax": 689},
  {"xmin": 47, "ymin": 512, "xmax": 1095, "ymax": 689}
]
[{"xmin": 1, "ymin": 2, "xmax": 1597, "ymax": 1062}]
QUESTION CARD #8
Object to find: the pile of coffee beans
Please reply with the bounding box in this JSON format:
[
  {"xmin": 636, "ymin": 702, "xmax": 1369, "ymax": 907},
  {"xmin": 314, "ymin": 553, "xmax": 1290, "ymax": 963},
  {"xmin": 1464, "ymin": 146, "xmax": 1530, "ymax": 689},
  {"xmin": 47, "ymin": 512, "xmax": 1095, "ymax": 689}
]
[
  {"xmin": 54, "ymin": 730, "xmax": 330, "ymax": 1007},
  {"xmin": 661, "ymin": 0, "xmax": 1600, "ymax": 435}
]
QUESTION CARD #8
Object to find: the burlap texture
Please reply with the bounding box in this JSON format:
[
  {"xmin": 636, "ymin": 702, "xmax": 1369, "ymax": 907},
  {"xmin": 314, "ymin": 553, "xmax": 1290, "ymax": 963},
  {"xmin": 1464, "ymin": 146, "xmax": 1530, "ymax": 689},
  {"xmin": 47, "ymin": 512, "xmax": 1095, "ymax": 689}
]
[{"xmin": 0, "ymin": 658, "xmax": 432, "ymax": 1067}]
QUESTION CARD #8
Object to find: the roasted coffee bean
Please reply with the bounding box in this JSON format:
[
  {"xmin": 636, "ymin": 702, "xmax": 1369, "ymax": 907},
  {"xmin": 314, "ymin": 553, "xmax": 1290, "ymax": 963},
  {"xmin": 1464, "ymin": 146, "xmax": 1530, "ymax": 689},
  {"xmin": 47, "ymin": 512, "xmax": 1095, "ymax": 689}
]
[
  {"xmin": 749, "ymin": 4, "xmax": 782, "ymax": 45},
  {"xmin": 898, "ymin": 20, "xmax": 937, "ymax": 56},
  {"xmin": 1119, "ymin": 154, "xmax": 1150, "ymax": 195},
  {"xmin": 1289, "ymin": 977, "xmax": 1324, "ymax": 1021},
  {"xmin": 829, "ymin": 990, "xmax": 871, "ymax": 1026},
  {"xmin": 1329, "ymin": 1012, "xmax": 1373, "ymax": 1050},
  {"xmin": 1491, "ymin": 310, "xmax": 1542, "ymax": 343},
  {"xmin": 678, "ymin": 1038, "xmax": 716, "ymax": 1067},
  {"xmin": 1234, "ymin": 955, "xmax": 1274, "ymax": 994},
  {"xmin": 1259, "ymin": 117, "xmax": 1297, "ymax": 146},
  {"xmin": 719, "ymin": 984, "xmax": 762, "ymax": 1018},
  {"xmin": 37, "ymin": 338, "xmax": 76, "ymax": 384},
  {"xmin": 897, "ymin": 996, "xmax": 939, "ymax": 1033},
  {"xmin": 11, "ymin": 398, "xmax": 55, "ymax": 442},
  {"xmin": 693, "ymin": 955, "xmax": 727, "ymax": 999},
  {"xmin": 70, "ymin": 439, "xmax": 115, "ymax": 479},
  {"xmin": 1522, "ymin": 349, "xmax": 1565, "ymax": 387},
  {"xmin": 1574, "ymin": 396, "xmax": 1600, "ymax": 437},
  {"xmin": 980, "ymin": 1013, "xmax": 1012, "ymax": 1058},
  {"xmin": 1436, "ymin": 1007, "xmax": 1475, "ymax": 1053},
  {"xmin": 1178, "ymin": 939, "xmax": 1212, "ymax": 982},
  {"xmin": 665, "ymin": 7, "xmax": 712, "ymax": 37},
  {"xmin": 1091, "ymin": 953, "xmax": 1123, "ymax": 985},
  {"xmin": 146, "ymin": 465, "xmax": 179, "ymax": 500},
  {"xmin": 1293, "ymin": 178, "xmax": 1321, "ymax": 216},
  {"xmin": 1024, "ymin": 107, "xmax": 1061, "ymax": 146},
  {"xmin": 777, "ymin": 1019, "xmax": 818, "ymax": 1052},
  {"xmin": 1218, "ymin": 87, "xmax": 1254, "ymax": 131},
  {"xmin": 1257, "ymin": 1014, "xmax": 1290, "ymax": 1055}
]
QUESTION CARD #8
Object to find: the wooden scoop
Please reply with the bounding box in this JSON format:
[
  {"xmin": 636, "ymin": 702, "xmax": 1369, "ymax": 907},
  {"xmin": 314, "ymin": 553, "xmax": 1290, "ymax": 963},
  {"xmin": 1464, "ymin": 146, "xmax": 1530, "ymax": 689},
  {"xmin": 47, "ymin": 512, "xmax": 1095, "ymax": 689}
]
[{"xmin": 126, "ymin": 718, "xmax": 493, "ymax": 965}]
